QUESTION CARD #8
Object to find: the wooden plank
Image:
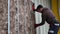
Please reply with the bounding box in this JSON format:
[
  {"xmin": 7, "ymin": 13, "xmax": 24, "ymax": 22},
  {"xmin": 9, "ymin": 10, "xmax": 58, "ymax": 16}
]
[
  {"xmin": 10, "ymin": 0, "xmax": 36, "ymax": 34},
  {"xmin": 0, "ymin": 0, "xmax": 8, "ymax": 34},
  {"xmin": 0, "ymin": 0, "xmax": 36, "ymax": 34}
]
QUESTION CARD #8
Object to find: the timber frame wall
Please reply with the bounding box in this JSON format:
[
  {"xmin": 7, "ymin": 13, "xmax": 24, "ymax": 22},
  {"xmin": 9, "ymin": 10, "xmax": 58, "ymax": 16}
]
[
  {"xmin": 0, "ymin": 0, "xmax": 36, "ymax": 34},
  {"xmin": 0, "ymin": 0, "xmax": 8, "ymax": 34}
]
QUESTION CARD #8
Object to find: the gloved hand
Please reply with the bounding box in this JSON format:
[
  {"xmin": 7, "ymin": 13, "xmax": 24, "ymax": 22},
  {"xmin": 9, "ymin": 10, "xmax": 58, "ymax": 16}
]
[
  {"xmin": 34, "ymin": 24, "xmax": 39, "ymax": 28},
  {"xmin": 32, "ymin": 3, "xmax": 37, "ymax": 11}
]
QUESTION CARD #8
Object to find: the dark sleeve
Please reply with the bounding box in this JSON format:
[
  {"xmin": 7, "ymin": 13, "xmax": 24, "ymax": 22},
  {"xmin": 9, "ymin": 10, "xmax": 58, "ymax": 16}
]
[
  {"xmin": 34, "ymin": 15, "xmax": 46, "ymax": 28},
  {"xmin": 34, "ymin": 13, "xmax": 46, "ymax": 28},
  {"xmin": 39, "ymin": 14, "xmax": 46, "ymax": 26}
]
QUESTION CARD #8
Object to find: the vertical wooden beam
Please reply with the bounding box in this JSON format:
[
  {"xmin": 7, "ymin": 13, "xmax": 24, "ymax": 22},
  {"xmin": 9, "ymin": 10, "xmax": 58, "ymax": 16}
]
[
  {"xmin": 0, "ymin": 0, "xmax": 8, "ymax": 34},
  {"xmin": 10, "ymin": 0, "xmax": 16, "ymax": 34},
  {"xmin": 18, "ymin": 0, "xmax": 36, "ymax": 34},
  {"xmin": 10, "ymin": 0, "xmax": 36, "ymax": 34}
]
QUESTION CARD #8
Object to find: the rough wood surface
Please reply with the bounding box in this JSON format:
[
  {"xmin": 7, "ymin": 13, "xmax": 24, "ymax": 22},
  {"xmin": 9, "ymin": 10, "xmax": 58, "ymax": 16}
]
[
  {"xmin": 10, "ymin": 0, "xmax": 36, "ymax": 34},
  {"xmin": 0, "ymin": 0, "xmax": 36, "ymax": 34},
  {"xmin": 0, "ymin": 0, "xmax": 8, "ymax": 34}
]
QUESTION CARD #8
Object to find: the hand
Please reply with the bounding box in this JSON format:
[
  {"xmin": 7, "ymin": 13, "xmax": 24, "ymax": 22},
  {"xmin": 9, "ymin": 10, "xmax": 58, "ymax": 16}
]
[{"xmin": 34, "ymin": 24, "xmax": 39, "ymax": 28}]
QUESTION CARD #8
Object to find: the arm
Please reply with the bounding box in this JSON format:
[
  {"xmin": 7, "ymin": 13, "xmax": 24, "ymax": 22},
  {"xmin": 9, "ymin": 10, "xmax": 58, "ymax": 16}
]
[
  {"xmin": 35, "ymin": 14, "xmax": 46, "ymax": 28},
  {"xmin": 35, "ymin": 21, "xmax": 45, "ymax": 28}
]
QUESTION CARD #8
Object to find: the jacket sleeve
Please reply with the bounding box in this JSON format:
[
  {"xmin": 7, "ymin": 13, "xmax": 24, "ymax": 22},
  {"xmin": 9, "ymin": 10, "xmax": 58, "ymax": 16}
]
[
  {"xmin": 34, "ymin": 13, "xmax": 46, "ymax": 28},
  {"xmin": 39, "ymin": 14, "xmax": 46, "ymax": 26}
]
